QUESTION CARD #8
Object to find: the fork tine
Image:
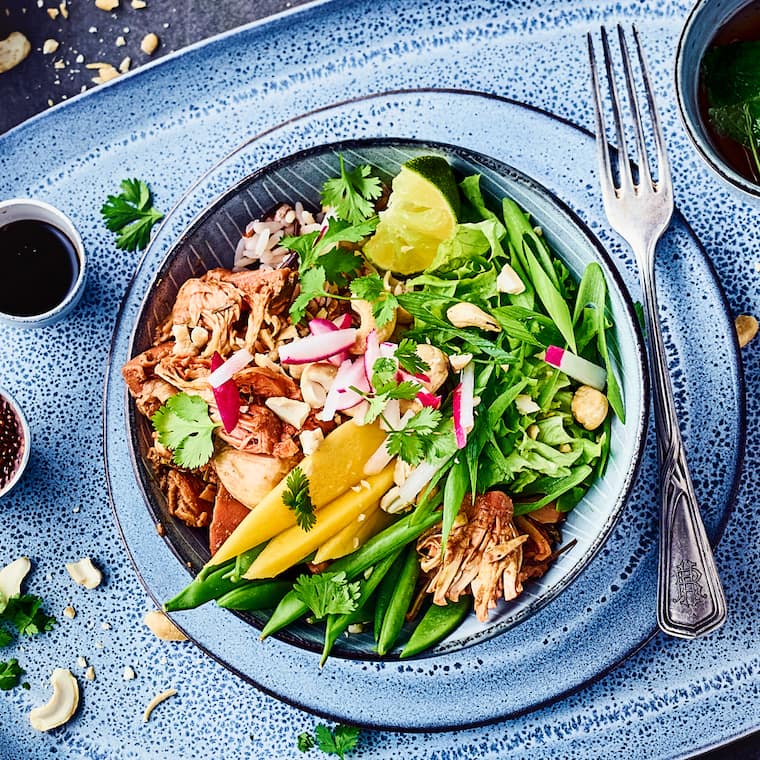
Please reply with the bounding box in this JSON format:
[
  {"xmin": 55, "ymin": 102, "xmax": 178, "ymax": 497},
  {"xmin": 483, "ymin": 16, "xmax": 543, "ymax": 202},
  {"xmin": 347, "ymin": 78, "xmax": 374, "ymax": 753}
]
[
  {"xmin": 632, "ymin": 24, "xmax": 672, "ymax": 189},
  {"xmin": 616, "ymin": 25, "xmax": 653, "ymax": 188},
  {"xmin": 587, "ymin": 33, "xmax": 615, "ymax": 194},
  {"xmin": 599, "ymin": 26, "xmax": 634, "ymax": 192}
]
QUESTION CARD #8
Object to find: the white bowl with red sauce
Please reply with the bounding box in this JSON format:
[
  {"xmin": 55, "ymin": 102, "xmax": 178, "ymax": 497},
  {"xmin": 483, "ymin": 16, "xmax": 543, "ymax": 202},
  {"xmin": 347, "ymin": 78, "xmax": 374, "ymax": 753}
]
[
  {"xmin": 0, "ymin": 385, "xmax": 30, "ymax": 499},
  {"xmin": 0, "ymin": 198, "xmax": 86, "ymax": 327}
]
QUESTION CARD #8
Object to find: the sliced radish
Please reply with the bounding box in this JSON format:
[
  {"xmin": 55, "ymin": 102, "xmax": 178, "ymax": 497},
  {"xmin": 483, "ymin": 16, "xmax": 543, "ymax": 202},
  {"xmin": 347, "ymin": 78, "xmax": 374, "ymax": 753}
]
[
  {"xmin": 363, "ymin": 437, "xmax": 394, "ymax": 475},
  {"xmin": 452, "ymin": 364, "xmax": 475, "ymax": 449},
  {"xmin": 209, "ymin": 352, "xmax": 241, "ymax": 433},
  {"xmin": 318, "ymin": 358, "xmax": 370, "ymax": 421},
  {"xmin": 380, "ymin": 341, "xmax": 397, "ymax": 358},
  {"xmin": 279, "ymin": 328, "xmax": 357, "ymax": 365},
  {"xmin": 390, "ymin": 460, "xmax": 441, "ymax": 512},
  {"xmin": 544, "ymin": 345, "xmax": 607, "ymax": 390},
  {"xmin": 207, "ymin": 348, "xmax": 253, "ymax": 388},
  {"xmin": 363, "ymin": 330, "xmax": 382, "ymax": 387},
  {"xmin": 309, "ymin": 317, "xmax": 338, "ymax": 335},
  {"xmin": 333, "ymin": 313, "xmax": 353, "ymax": 330},
  {"xmin": 416, "ymin": 390, "xmax": 442, "ymax": 409}
]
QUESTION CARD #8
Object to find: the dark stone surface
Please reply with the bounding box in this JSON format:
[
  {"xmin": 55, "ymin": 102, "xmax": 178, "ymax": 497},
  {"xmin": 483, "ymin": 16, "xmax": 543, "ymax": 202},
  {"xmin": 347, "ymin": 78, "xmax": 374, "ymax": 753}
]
[{"xmin": 0, "ymin": 1, "xmax": 757, "ymax": 757}]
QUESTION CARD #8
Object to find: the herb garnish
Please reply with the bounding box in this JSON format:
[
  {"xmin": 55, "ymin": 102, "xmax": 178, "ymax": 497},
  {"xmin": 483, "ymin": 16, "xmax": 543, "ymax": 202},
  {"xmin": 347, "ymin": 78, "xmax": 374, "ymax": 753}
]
[
  {"xmin": 1, "ymin": 594, "xmax": 56, "ymax": 637},
  {"xmin": 321, "ymin": 155, "xmax": 382, "ymax": 225},
  {"xmin": 349, "ymin": 273, "xmax": 399, "ymax": 328},
  {"xmin": 394, "ymin": 337, "xmax": 431, "ymax": 376},
  {"xmin": 282, "ymin": 467, "xmax": 316, "ymax": 532},
  {"xmin": 101, "ymin": 178, "xmax": 164, "ymax": 252},
  {"xmin": 385, "ymin": 407, "xmax": 443, "ymax": 466},
  {"xmin": 151, "ymin": 392, "xmax": 219, "ymax": 469},
  {"xmin": 297, "ymin": 723, "xmax": 361, "ymax": 759},
  {"xmin": 292, "ymin": 571, "xmax": 360, "ymax": 620},
  {"xmin": 0, "ymin": 659, "xmax": 24, "ymax": 691}
]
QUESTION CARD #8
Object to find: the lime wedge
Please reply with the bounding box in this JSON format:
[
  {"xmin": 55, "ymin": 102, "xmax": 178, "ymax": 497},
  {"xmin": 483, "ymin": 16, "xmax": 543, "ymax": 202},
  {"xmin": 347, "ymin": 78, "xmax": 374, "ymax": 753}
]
[{"xmin": 363, "ymin": 155, "xmax": 460, "ymax": 275}]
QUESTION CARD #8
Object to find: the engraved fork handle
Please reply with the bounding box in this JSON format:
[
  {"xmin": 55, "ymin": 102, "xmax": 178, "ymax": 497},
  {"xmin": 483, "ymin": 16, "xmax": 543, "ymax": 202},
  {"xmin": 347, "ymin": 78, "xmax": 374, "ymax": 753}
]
[{"xmin": 636, "ymin": 239, "xmax": 727, "ymax": 638}]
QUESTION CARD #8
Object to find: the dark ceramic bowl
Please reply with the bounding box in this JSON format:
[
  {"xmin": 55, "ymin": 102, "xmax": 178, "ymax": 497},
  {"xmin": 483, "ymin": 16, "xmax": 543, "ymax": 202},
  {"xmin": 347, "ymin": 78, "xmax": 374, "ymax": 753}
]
[
  {"xmin": 119, "ymin": 138, "xmax": 647, "ymax": 660},
  {"xmin": 0, "ymin": 385, "xmax": 30, "ymax": 499}
]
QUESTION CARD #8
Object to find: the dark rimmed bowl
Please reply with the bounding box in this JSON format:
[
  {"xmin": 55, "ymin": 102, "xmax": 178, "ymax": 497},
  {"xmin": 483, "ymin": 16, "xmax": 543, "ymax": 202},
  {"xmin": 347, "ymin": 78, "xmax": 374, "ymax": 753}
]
[
  {"xmin": 117, "ymin": 138, "xmax": 648, "ymax": 660},
  {"xmin": 0, "ymin": 385, "xmax": 30, "ymax": 499}
]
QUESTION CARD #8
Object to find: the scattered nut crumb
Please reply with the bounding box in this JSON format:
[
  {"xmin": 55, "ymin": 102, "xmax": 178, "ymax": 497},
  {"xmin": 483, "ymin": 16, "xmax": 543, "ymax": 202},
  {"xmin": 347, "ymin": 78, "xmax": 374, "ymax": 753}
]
[
  {"xmin": 47, "ymin": 8, "xmax": 59, "ymax": 19},
  {"xmin": 735, "ymin": 314, "xmax": 759, "ymax": 348},
  {"xmin": 140, "ymin": 32, "xmax": 159, "ymax": 55},
  {"xmin": 115, "ymin": 35, "xmax": 126, "ymax": 46},
  {"xmin": 143, "ymin": 688, "xmax": 176, "ymax": 722},
  {"xmin": 84, "ymin": 666, "xmax": 95, "ymax": 681},
  {"xmin": 100, "ymin": 621, "xmax": 111, "ymax": 630},
  {"xmin": 143, "ymin": 610, "xmax": 188, "ymax": 641},
  {"xmin": 65, "ymin": 557, "xmax": 102, "ymax": 589},
  {"xmin": 131, "ymin": 0, "xmax": 146, "ymax": 7},
  {"xmin": 95, "ymin": 0, "xmax": 118, "ymax": 10},
  {"xmin": 155, "ymin": 521, "xmax": 165, "ymax": 537},
  {"xmin": 59, "ymin": 0, "xmax": 68, "ymax": 18},
  {"xmin": 37, "ymin": 0, "xmax": 43, "ymax": 6},
  {"xmin": 0, "ymin": 31, "xmax": 32, "ymax": 72},
  {"xmin": 47, "ymin": 98, "xmax": 54, "ymax": 106},
  {"xmin": 76, "ymin": 656, "xmax": 87, "ymax": 668},
  {"xmin": 42, "ymin": 38, "xmax": 59, "ymax": 54},
  {"xmin": 53, "ymin": 59, "xmax": 65, "ymax": 69},
  {"xmin": 62, "ymin": 606, "xmax": 76, "ymax": 619},
  {"xmin": 122, "ymin": 666, "xmax": 136, "ymax": 681},
  {"xmin": 75, "ymin": 53, "xmax": 84, "ymax": 62},
  {"xmin": 88, "ymin": 25, "xmax": 97, "ymax": 33},
  {"xmin": 94, "ymin": 641, "xmax": 104, "ymax": 650},
  {"xmin": 118, "ymin": 56, "xmax": 130, "ymax": 73}
]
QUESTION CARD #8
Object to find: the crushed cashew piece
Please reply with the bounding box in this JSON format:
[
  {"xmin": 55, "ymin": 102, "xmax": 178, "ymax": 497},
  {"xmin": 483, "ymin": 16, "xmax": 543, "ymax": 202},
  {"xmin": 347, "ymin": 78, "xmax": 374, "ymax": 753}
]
[
  {"xmin": 95, "ymin": 0, "xmax": 119, "ymax": 10},
  {"xmin": 42, "ymin": 38, "xmax": 59, "ymax": 54},
  {"xmin": 143, "ymin": 688, "xmax": 177, "ymax": 722},
  {"xmin": 84, "ymin": 666, "xmax": 95, "ymax": 681},
  {"xmin": 100, "ymin": 621, "xmax": 111, "ymax": 630},
  {"xmin": 76, "ymin": 656, "xmax": 87, "ymax": 668},
  {"xmin": 63, "ymin": 606, "xmax": 76, "ymax": 619},
  {"xmin": 53, "ymin": 59, "xmax": 65, "ymax": 69},
  {"xmin": 47, "ymin": 8, "xmax": 59, "ymax": 19},
  {"xmin": 0, "ymin": 557, "xmax": 31, "ymax": 600},
  {"xmin": 143, "ymin": 610, "xmax": 188, "ymax": 641},
  {"xmin": 735, "ymin": 314, "xmax": 759, "ymax": 348},
  {"xmin": 122, "ymin": 665, "xmax": 136, "ymax": 680},
  {"xmin": 115, "ymin": 35, "xmax": 126, "ymax": 46},
  {"xmin": 59, "ymin": 1, "xmax": 68, "ymax": 17},
  {"xmin": 75, "ymin": 53, "xmax": 84, "ymax": 63},
  {"xmin": 65, "ymin": 557, "xmax": 102, "ymax": 589},
  {"xmin": 131, "ymin": 0, "xmax": 146, "ymax": 6},
  {"xmin": 118, "ymin": 56, "xmax": 130, "ymax": 72},
  {"xmin": 90, "ymin": 63, "xmax": 119, "ymax": 84},
  {"xmin": 140, "ymin": 32, "xmax": 159, "ymax": 55}
]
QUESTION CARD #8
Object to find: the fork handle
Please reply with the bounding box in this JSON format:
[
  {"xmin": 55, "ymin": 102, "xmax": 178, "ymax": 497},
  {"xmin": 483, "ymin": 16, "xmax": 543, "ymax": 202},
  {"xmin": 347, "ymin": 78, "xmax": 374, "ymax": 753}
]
[{"xmin": 637, "ymin": 249, "xmax": 727, "ymax": 638}]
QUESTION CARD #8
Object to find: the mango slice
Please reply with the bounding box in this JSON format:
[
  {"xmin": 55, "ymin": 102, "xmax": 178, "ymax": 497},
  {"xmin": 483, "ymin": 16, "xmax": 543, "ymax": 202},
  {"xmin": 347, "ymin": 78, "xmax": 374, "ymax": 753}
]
[
  {"xmin": 243, "ymin": 465, "xmax": 395, "ymax": 580},
  {"xmin": 206, "ymin": 421, "xmax": 387, "ymax": 567},
  {"xmin": 313, "ymin": 501, "xmax": 393, "ymax": 564}
]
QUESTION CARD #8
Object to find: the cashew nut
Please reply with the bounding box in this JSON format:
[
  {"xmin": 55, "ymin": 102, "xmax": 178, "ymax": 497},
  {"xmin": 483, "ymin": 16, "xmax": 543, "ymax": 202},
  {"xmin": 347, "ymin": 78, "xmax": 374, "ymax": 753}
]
[
  {"xmin": 0, "ymin": 557, "xmax": 30, "ymax": 602},
  {"xmin": 735, "ymin": 314, "xmax": 759, "ymax": 348},
  {"xmin": 352, "ymin": 299, "xmax": 396, "ymax": 350},
  {"xmin": 264, "ymin": 396, "xmax": 310, "ymax": 429},
  {"xmin": 379, "ymin": 485, "xmax": 403, "ymax": 513},
  {"xmin": 571, "ymin": 385, "xmax": 609, "ymax": 431},
  {"xmin": 300, "ymin": 363, "xmax": 338, "ymax": 408},
  {"xmin": 448, "ymin": 353, "xmax": 473, "ymax": 372},
  {"xmin": 143, "ymin": 610, "xmax": 188, "ymax": 642},
  {"xmin": 29, "ymin": 669, "xmax": 79, "ymax": 732},
  {"xmin": 496, "ymin": 262, "xmax": 526, "ymax": 295},
  {"xmin": 299, "ymin": 427, "xmax": 324, "ymax": 456},
  {"xmin": 515, "ymin": 394, "xmax": 540, "ymax": 415},
  {"xmin": 393, "ymin": 458, "xmax": 413, "ymax": 487},
  {"xmin": 415, "ymin": 344, "xmax": 449, "ymax": 393},
  {"xmin": 446, "ymin": 303, "xmax": 500, "ymax": 332},
  {"xmin": 65, "ymin": 557, "xmax": 102, "ymax": 589}
]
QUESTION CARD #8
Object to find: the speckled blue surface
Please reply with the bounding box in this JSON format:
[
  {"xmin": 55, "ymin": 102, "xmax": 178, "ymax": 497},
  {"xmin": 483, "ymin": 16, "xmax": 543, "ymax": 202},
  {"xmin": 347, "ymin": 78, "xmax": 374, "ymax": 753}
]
[{"xmin": 0, "ymin": 0, "xmax": 757, "ymax": 757}]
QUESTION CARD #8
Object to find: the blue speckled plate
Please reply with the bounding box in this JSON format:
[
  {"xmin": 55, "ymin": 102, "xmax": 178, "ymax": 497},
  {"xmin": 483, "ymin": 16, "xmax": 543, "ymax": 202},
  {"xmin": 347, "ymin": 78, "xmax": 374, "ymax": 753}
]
[
  {"xmin": 114, "ymin": 137, "xmax": 648, "ymax": 661},
  {"xmin": 105, "ymin": 91, "xmax": 740, "ymax": 730}
]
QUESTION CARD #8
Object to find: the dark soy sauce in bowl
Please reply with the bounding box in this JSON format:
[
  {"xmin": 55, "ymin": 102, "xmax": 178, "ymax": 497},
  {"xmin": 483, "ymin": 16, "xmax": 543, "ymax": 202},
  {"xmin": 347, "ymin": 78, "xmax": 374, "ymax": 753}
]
[
  {"xmin": 699, "ymin": 0, "xmax": 760, "ymax": 183},
  {"xmin": 0, "ymin": 219, "xmax": 80, "ymax": 317}
]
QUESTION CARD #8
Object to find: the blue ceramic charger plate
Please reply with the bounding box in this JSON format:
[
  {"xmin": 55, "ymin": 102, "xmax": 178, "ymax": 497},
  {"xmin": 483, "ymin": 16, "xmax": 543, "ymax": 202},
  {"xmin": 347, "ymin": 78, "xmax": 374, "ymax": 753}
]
[
  {"xmin": 105, "ymin": 91, "xmax": 740, "ymax": 730},
  {"xmin": 0, "ymin": 0, "xmax": 755, "ymax": 755}
]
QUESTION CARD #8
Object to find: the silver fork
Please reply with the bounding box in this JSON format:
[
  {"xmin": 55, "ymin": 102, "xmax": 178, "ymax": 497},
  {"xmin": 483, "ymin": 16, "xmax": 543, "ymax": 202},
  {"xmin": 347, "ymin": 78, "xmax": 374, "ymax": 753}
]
[{"xmin": 588, "ymin": 25, "xmax": 727, "ymax": 638}]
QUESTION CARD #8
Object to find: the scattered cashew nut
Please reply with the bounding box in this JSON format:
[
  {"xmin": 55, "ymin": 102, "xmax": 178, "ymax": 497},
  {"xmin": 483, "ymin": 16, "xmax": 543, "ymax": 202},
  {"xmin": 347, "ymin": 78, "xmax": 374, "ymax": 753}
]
[
  {"xmin": 29, "ymin": 669, "xmax": 79, "ymax": 732},
  {"xmin": 414, "ymin": 344, "xmax": 449, "ymax": 392},
  {"xmin": 0, "ymin": 557, "xmax": 31, "ymax": 601},
  {"xmin": 515, "ymin": 394, "xmax": 540, "ymax": 415},
  {"xmin": 496, "ymin": 262, "xmax": 526, "ymax": 294},
  {"xmin": 352, "ymin": 299, "xmax": 396, "ymax": 350},
  {"xmin": 571, "ymin": 385, "xmax": 609, "ymax": 431},
  {"xmin": 446, "ymin": 303, "xmax": 500, "ymax": 332},
  {"xmin": 448, "ymin": 353, "xmax": 473, "ymax": 372},
  {"xmin": 264, "ymin": 396, "xmax": 310, "ymax": 429},
  {"xmin": 735, "ymin": 314, "xmax": 759, "ymax": 348},
  {"xmin": 299, "ymin": 428, "xmax": 324, "ymax": 456},
  {"xmin": 0, "ymin": 32, "xmax": 31, "ymax": 73},
  {"xmin": 65, "ymin": 558, "xmax": 102, "ymax": 589},
  {"xmin": 143, "ymin": 610, "xmax": 188, "ymax": 642},
  {"xmin": 300, "ymin": 363, "xmax": 338, "ymax": 408}
]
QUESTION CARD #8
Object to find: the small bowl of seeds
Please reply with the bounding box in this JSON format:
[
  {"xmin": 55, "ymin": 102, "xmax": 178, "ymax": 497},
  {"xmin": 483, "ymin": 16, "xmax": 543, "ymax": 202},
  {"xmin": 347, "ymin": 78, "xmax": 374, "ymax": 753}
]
[{"xmin": 0, "ymin": 386, "xmax": 30, "ymax": 498}]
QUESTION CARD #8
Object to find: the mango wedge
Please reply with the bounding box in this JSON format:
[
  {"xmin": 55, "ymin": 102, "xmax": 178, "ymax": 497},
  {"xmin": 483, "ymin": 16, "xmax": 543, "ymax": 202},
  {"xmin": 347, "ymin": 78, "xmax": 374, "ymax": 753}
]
[
  {"xmin": 313, "ymin": 501, "xmax": 393, "ymax": 564},
  {"xmin": 206, "ymin": 421, "xmax": 387, "ymax": 568},
  {"xmin": 244, "ymin": 465, "xmax": 395, "ymax": 580}
]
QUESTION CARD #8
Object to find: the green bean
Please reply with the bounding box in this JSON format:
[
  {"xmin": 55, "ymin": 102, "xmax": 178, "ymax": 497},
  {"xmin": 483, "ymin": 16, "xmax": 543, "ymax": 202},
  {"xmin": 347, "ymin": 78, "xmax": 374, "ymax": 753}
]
[
  {"xmin": 215, "ymin": 580, "xmax": 291, "ymax": 611},
  {"xmin": 320, "ymin": 548, "xmax": 402, "ymax": 667},
  {"xmin": 260, "ymin": 508, "xmax": 442, "ymax": 640},
  {"xmin": 164, "ymin": 558, "xmax": 238, "ymax": 612},
  {"xmin": 376, "ymin": 543, "xmax": 420, "ymax": 656},
  {"xmin": 373, "ymin": 552, "xmax": 406, "ymax": 643},
  {"xmin": 400, "ymin": 597, "xmax": 471, "ymax": 659}
]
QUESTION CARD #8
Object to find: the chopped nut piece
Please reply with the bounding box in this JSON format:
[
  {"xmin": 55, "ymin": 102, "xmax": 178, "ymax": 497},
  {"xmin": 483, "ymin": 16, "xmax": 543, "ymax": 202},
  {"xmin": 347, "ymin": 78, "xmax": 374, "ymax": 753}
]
[
  {"xmin": 115, "ymin": 35, "xmax": 126, "ymax": 46},
  {"xmin": 90, "ymin": 63, "xmax": 119, "ymax": 83},
  {"xmin": 140, "ymin": 32, "xmax": 159, "ymax": 55},
  {"xmin": 735, "ymin": 314, "xmax": 759, "ymax": 348},
  {"xmin": 143, "ymin": 610, "xmax": 188, "ymax": 641},
  {"xmin": 95, "ymin": 0, "xmax": 119, "ymax": 10},
  {"xmin": 84, "ymin": 666, "xmax": 95, "ymax": 681},
  {"xmin": 118, "ymin": 56, "xmax": 130, "ymax": 72},
  {"xmin": 131, "ymin": 0, "xmax": 146, "ymax": 7},
  {"xmin": 143, "ymin": 688, "xmax": 177, "ymax": 722},
  {"xmin": 47, "ymin": 8, "xmax": 59, "ymax": 19},
  {"xmin": 59, "ymin": 1, "xmax": 68, "ymax": 17},
  {"xmin": 53, "ymin": 59, "xmax": 65, "ymax": 69},
  {"xmin": 122, "ymin": 666, "xmax": 136, "ymax": 681},
  {"xmin": 29, "ymin": 669, "xmax": 79, "ymax": 732},
  {"xmin": 42, "ymin": 38, "xmax": 59, "ymax": 54},
  {"xmin": 75, "ymin": 53, "xmax": 84, "ymax": 63},
  {"xmin": 76, "ymin": 656, "xmax": 87, "ymax": 668},
  {"xmin": 100, "ymin": 621, "xmax": 111, "ymax": 630},
  {"xmin": 65, "ymin": 557, "xmax": 102, "ymax": 589},
  {"xmin": 446, "ymin": 302, "xmax": 500, "ymax": 332},
  {"xmin": 448, "ymin": 353, "xmax": 473, "ymax": 371},
  {"xmin": 571, "ymin": 385, "xmax": 609, "ymax": 431},
  {"xmin": 62, "ymin": 606, "xmax": 76, "ymax": 619},
  {"xmin": 0, "ymin": 557, "xmax": 31, "ymax": 600}
]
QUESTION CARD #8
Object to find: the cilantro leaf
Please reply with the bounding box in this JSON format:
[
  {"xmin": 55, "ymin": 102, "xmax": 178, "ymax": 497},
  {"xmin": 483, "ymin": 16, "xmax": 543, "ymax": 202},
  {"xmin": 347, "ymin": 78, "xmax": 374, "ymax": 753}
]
[
  {"xmin": 292, "ymin": 571, "xmax": 360, "ymax": 620},
  {"xmin": 369, "ymin": 357, "xmax": 397, "ymax": 391},
  {"xmin": 283, "ymin": 467, "xmax": 316, "ymax": 532},
  {"xmin": 321, "ymin": 155, "xmax": 382, "ymax": 225},
  {"xmin": 290, "ymin": 265, "xmax": 330, "ymax": 324},
  {"xmin": 386, "ymin": 407, "xmax": 443, "ymax": 466},
  {"xmin": 395, "ymin": 338, "xmax": 431, "ymax": 376},
  {"xmin": 151, "ymin": 392, "xmax": 218, "ymax": 469},
  {"xmin": 0, "ymin": 628, "xmax": 12, "ymax": 648},
  {"xmin": 349, "ymin": 274, "xmax": 399, "ymax": 328},
  {"xmin": 0, "ymin": 659, "xmax": 24, "ymax": 691},
  {"xmin": 2, "ymin": 594, "xmax": 56, "ymax": 637},
  {"xmin": 314, "ymin": 724, "xmax": 361, "ymax": 760},
  {"xmin": 297, "ymin": 732, "xmax": 316, "ymax": 752},
  {"xmin": 101, "ymin": 178, "xmax": 164, "ymax": 252},
  {"xmin": 319, "ymin": 247, "xmax": 364, "ymax": 289}
]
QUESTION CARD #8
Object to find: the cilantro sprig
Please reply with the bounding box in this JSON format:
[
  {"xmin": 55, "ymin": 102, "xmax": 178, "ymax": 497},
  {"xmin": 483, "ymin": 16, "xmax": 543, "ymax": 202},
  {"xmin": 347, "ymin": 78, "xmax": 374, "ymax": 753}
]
[
  {"xmin": 101, "ymin": 178, "xmax": 164, "ymax": 252},
  {"xmin": 0, "ymin": 659, "xmax": 24, "ymax": 691},
  {"xmin": 283, "ymin": 467, "xmax": 316, "ymax": 532},
  {"xmin": 297, "ymin": 723, "xmax": 360, "ymax": 760},
  {"xmin": 321, "ymin": 155, "xmax": 382, "ymax": 225},
  {"xmin": 394, "ymin": 337, "xmax": 431, "ymax": 376},
  {"xmin": 1, "ymin": 595, "xmax": 56, "ymax": 637},
  {"xmin": 151, "ymin": 392, "xmax": 219, "ymax": 469},
  {"xmin": 385, "ymin": 406, "xmax": 443, "ymax": 466},
  {"xmin": 349, "ymin": 273, "xmax": 399, "ymax": 328},
  {"xmin": 292, "ymin": 571, "xmax": 360, "ymax": 620}
]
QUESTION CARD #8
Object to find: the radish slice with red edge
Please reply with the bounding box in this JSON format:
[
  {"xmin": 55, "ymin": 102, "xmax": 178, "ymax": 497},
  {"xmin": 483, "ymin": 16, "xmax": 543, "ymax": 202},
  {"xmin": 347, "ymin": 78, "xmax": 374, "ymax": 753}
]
[
  {"xmin": 363, "ymin": 330, "xmax": 382, "ymax": 387},
  {"xmin": 452, "ymin": 363, "xmax": 475, "ymax": 449},
  {"xmin": 207, "ymin": 347, "xmax": 253, "ymax": 388},
  {"xmin": 389, "ymin": 460, "xmax": 441, "ymax": 513},
  {"xmin": 279, "ymin": 328, "xmax": 357, "ymax": 365},
  {"xmin": 380, "ymin": 341, "xmax": 397, "ymax": 359},
  {"xmin": 308, "ymin": 317, "xmax": 338, "ymax": 335},
  {"xmin": 333, "ymin": 313, "xmax": 353, "ymax": 330},
  {"xmin": 318, "ymin": 358, "xmax": 370, "ymax": 421},
  {"xmin": 209, "ymin": 352, "xmax": 242, "ymax": 433},
  {"xmin": 416, "ymin": 390, "xmax": 441, "ymax": 409},
  {"xmin": 544, "ymin": 345, "xmax": 606, "ymax": 390}
]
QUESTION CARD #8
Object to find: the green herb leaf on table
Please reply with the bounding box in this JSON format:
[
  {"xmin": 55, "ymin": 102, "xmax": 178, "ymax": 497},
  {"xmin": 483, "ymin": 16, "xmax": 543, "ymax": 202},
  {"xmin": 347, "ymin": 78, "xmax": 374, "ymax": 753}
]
[
  {"xmin": 292, "ymin": 571, "xmax": 361, "ymax": 620},
  {"xmin": 1, "ymin": 594, "xmax": 56, "ymax": 637},
  {"xmin": 282, "ymin": 466, "xmax": 316, "ymax": 532},
  {"xmin": 0, "ymin": 629, "xmax": 12, "ymax": 647},
  {"xmin": 101, "ymin": 178, "xmax": 164, "ymax": 252},
  {"xmin": 0, "ymin": 659, "xmax": 24, "ymax": 691},
  {"xmin": 321, "ymin": 155, "xmax": 382, "ymax": 225},
  {"xmin": 314, "ymin": 724, "xmax": 361, "ymax": 760},
  {"xmin": 297, "ymin": 732, "xmax": 316, "ymax": 752},
  {"xmin": 151, "ymin": 392, "xmax": 218, "ymax": 469}
]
